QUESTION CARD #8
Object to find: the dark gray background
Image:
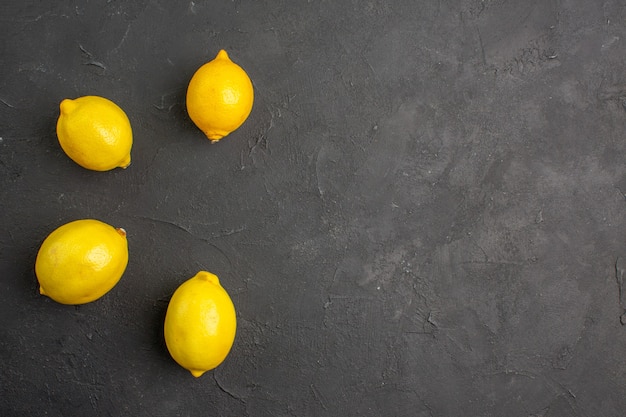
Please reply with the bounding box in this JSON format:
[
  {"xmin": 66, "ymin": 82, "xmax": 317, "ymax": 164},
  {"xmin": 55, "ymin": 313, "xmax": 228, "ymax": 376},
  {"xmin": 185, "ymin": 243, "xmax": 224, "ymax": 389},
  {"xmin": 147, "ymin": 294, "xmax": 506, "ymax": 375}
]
[{"xmin": 1, "ymin": 0, "xmax": 625, "ymax": 416}]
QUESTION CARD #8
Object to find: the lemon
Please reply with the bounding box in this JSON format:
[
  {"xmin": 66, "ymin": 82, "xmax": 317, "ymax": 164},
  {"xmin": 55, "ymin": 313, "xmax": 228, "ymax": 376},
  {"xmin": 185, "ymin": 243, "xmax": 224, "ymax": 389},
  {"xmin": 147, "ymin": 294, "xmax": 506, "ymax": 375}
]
[
  {"xmin": 56, "ymin": 96, "xmax": 133, "ymax": 171},
  {"xmin": 164, "ymin": 271, "xmax": 237, "ymax": 377},
  {"xmin": 35, "ymin": 219, "xmax": 129, "ymax": 305},
  {"xmin": 186, "ymin": 50, "xmax": 254, "ymax": 142}
]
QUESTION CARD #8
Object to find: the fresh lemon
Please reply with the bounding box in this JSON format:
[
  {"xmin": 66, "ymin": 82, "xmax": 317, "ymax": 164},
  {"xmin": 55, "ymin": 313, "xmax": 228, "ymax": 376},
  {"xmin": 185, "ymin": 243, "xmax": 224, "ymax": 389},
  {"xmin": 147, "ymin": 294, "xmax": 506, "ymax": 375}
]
[
  {"xmin": 164, "ymin": 271, "xmax": 237, "ymax": 377},
  {"xmin": 35, "ymin": 219, "xmax": 129, "ymax": 305},
  {"xmin": 56, "ymin": 95, "xmax": 133, "ymax": 171},
  {"xmin": 186, "ymin": 50, "xmax": 254, "ymax": 142}
]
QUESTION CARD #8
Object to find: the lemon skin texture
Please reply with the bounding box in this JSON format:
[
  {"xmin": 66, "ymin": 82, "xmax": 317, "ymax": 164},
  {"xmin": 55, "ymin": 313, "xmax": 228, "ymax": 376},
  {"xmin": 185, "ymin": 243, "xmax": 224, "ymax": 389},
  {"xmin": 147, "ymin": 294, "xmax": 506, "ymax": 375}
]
[
  {"xmin": 56, "ymin": 95, "xmax": 133, "ymax": 171},
  {"xmin": 164, "ymin": 271, "xmax": 237, "ymax": 377},
  {"xmin": 186, "ymin": 50, "xmax": 254, "ymax": 142},
  {"xmin": 35, "ymin": 219, "xmax": 129, "ymax": 305}
]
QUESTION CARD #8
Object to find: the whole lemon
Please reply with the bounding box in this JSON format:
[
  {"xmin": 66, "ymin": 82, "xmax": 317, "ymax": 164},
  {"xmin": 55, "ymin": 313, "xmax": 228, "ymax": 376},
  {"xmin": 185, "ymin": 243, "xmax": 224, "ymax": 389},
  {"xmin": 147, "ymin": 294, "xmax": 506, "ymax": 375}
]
[
  {"xmin": 164, "ymin": 271, "xmax": 237, "ymax": 377},
  {"xmin": 35, "ymin": 219, "xmax": 129, "ymax": 305},
  {"xmin": 56, "ymin": 96, "xmax": 133, "ymax": 171},
  {"xmin": 186, "ymin": 50, "xmax": 254, "ymax": 142}
]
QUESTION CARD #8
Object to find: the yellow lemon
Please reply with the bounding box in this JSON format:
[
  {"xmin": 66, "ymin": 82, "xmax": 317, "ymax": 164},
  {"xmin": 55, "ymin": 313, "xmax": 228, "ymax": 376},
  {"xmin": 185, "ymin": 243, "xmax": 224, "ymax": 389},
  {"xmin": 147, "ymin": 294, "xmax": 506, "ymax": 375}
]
[
  {"xmin": 164, "ymin": 271, "xmax": 237, "ymax": 377},
  {"xmin": 186, "ymin": 50, "xmax": 254, "ymax": 142},
  {"xmin": 56, "ymin": 96, "xmax": 133, "ymax": 171},
  {"xmin": 35, "ymin": 219, "xmax": 129, "ymax": 305}
]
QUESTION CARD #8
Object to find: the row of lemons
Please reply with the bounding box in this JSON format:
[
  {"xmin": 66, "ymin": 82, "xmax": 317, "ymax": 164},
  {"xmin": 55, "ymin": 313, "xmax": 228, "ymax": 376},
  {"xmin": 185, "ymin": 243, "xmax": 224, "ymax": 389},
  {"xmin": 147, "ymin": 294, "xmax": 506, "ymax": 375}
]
[{"xmin": 34, "ymin": 50, "xmax": 253, "ymax": 378}]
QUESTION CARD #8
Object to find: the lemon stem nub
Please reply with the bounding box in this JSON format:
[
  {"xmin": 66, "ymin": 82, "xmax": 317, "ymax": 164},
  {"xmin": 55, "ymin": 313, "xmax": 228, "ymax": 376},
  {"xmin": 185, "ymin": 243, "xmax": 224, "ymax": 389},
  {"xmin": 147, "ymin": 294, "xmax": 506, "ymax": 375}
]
[
  {"xmin": 216, "ymin": 49, "xmax": 230, "ymax": 60},
  {"xmin": 39, "ymin": 286, "xmax": 46, "ymax": 295},
  {"xmin": 195, "ymin": 271, "xmax": 220, "ymax": 285},
  {"xmin": 206, "ymin": 132, "xmax": 224, "ymax": 142},
  {"xmin": 190, "ymin": 369, "xmax": 205, "ymax": 378},
  {"xmin": 116, "ymin": 228, "xmax": 127, "ymax": 238},
  {"xmin": 59, "ymin": 99, "xmax": 77, "ymax": 115},
  {"xmin": 120, "ymin": 155, "xmax": 131, "ymax": 169}
]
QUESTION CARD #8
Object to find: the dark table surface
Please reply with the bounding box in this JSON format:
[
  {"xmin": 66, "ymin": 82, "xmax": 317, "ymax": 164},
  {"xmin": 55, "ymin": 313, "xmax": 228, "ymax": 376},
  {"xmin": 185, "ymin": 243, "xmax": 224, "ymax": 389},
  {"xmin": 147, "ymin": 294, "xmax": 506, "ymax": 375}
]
[{"xmin": 2, "ymin": 1, "xmax": 626, "ymax": 416}]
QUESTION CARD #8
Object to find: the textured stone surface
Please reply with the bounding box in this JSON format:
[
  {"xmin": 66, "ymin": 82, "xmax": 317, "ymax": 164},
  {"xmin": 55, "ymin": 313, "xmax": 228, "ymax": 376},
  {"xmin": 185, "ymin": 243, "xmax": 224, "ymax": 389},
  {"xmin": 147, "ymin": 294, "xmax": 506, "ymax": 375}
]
[{"xmin": 1, "ymin": 0, "xmax": 625, "ymax": 415}]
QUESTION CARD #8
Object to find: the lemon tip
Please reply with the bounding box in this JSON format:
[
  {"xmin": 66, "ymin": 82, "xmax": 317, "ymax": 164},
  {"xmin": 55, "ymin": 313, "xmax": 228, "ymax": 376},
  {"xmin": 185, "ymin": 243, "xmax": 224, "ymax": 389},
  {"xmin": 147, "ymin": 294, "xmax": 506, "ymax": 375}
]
[
  {"xmin": 205, "ymin": 130, "xmax": 228, "ymax": 142},
  {"xmin": 195, "ymin": 271, "xmax": 220, "ymax": 285},
  {"xmin": 205, "ymin": 132, "xmax": 223, "ymax": 141},
  {"xmin": 59, "ymin": 99, "xmax": 76, "ymax": 115},
  {"xmin": 216, "ymin": 49, "xmax": 230, "ymax": 61},
  {"xmin": 119, "ymin": 155, "xmax": 131, "ymax": 169},
  {"xmin": 190, "ymin": 369, "xmax": 206, "ymax": 378}
]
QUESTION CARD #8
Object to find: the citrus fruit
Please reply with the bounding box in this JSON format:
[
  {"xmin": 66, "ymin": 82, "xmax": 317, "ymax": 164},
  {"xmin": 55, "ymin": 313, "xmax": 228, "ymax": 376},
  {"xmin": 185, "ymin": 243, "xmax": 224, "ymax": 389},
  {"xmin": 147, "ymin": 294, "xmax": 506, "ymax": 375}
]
[
  {"xmin": 186, "ymin": 50, "xmax": 254, "ymax": 142},
  {"xmin": 56, "ymin": 95, "xmax": 133, "ymax": 171},
  {"xmin": 35, "ymin": 219, "xmax": 129, "ymax": 305},
  {"xmin": 164, "ymin": 271, "xmax": 237, "ymax": 377}
]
